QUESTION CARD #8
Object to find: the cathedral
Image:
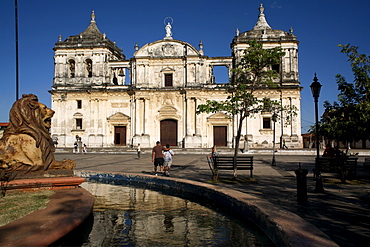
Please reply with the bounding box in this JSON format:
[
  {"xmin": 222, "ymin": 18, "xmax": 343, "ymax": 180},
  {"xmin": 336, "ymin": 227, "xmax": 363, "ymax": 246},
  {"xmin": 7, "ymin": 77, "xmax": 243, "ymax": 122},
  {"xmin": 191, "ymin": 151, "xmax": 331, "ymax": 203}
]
[{"xmin": 50, "ymin": 4, "xmax": 302, "ymax": 149}]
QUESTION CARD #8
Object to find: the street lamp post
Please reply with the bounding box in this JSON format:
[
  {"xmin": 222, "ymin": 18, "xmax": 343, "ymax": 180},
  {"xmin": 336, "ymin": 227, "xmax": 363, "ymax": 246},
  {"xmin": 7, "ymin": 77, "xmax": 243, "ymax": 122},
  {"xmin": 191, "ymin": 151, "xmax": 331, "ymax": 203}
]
[
  {"xmin": 310, "ymin": 74, "xmax": 324, "ymax": 193},
  {"xmin": 15, "ymin": 0, "xmax": 19, "ymax": 100}
]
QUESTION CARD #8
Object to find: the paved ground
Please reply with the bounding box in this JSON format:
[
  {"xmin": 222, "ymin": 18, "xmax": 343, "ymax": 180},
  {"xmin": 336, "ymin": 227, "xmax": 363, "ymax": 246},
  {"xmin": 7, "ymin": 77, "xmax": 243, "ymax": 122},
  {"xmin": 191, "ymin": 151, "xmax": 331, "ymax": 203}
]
[{"xmin": 56, "ymin": 151, "xmax": 370, "ymax": 247}]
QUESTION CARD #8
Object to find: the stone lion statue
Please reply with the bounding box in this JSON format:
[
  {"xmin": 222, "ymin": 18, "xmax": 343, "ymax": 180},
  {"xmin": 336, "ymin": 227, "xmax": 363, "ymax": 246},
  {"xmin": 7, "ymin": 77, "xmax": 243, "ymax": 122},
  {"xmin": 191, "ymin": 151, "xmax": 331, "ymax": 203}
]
[{"xmin": 0, "ymin": 94, "xmax": 75, "ymax": 175}]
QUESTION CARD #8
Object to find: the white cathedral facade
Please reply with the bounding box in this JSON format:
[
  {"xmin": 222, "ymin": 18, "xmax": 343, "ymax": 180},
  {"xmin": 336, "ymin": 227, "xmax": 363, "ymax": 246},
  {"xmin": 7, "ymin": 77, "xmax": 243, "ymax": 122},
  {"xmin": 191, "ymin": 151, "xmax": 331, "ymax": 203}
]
[{"xmin": 50, "ymin": 4, "xmax": 302, "ymax": 149}]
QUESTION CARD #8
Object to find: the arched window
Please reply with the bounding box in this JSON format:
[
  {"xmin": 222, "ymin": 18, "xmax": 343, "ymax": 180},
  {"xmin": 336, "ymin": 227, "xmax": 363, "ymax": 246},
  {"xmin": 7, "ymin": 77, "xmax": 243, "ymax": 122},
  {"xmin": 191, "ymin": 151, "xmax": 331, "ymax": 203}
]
[
  {"xmin": 68, "ymin": 59, "xmax": 75, "ymax": 78},
  {"xmin": 86, "ymin": 59, "xmax": 92, "ymax": 77},
  {"xmin": 112, "ymin": 72, "xmax": 118, "ymax": 85}
]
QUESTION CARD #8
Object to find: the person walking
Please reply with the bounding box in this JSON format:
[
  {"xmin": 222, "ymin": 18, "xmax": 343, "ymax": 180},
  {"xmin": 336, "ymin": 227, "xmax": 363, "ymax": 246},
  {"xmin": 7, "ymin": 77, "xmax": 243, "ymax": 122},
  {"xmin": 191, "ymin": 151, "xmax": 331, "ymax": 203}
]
[
  {"xmin": 136, "ymin": 144, "xmax": 141, "ymax": 159},
  {"xmin": 283, "ymin": 139, "xmax": 288, "ymax": 149},
  {"xmin": 210, "ymin": 145, "xmax": 217, "ymax": 161},
  {"xmin": 82, "ymin": 143, "xmax": 87, "ymax": 153},
  {"xmin": 163, "ymin": 144, "xmax": 174, "ymax": 176},
  {"xmin": 152, "ymin": 141, "xmax": 164, "ymax": 175}
]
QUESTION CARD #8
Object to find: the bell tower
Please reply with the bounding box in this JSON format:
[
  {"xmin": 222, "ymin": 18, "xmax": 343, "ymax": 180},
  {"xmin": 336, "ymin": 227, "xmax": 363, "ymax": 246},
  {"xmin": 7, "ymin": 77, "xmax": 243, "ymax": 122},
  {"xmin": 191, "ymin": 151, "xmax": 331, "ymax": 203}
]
[
  {"xmin": 52, "ymin": 11, "xmax": 125, "ymax": 89},
  {"xmin": 231, "ymin": 4, "xmax": 299, "ymax": 85},
  {"xmin": 230, "ymin": 4, "xmax": 302, "ymax": 148}
]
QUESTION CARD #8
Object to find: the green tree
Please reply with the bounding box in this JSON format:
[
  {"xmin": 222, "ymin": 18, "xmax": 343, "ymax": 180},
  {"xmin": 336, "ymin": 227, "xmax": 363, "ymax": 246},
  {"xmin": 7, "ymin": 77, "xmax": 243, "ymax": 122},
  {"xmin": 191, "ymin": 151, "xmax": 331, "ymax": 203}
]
[
  {"xmin": 320, "ymin": 44, "xmax": 370, "ymax": 149},
  {"xmin": 196, "ymin": 40, "xmax": 287, "ymax": 158},
  {"xmin": 262, "ymin": 98, "xmax": 297, "ymax": 166}
]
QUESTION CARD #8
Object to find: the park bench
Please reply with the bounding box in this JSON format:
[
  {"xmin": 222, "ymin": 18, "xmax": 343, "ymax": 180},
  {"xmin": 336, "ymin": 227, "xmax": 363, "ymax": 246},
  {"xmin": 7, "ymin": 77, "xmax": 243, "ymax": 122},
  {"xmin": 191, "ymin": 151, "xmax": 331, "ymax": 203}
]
[
  {"xmin": 207, "ymin": 155, "xmax": 253, "ymax": 180},
  {"xmin": 316, "ymin": 157, "xmax": 358, "ymax": 179}
]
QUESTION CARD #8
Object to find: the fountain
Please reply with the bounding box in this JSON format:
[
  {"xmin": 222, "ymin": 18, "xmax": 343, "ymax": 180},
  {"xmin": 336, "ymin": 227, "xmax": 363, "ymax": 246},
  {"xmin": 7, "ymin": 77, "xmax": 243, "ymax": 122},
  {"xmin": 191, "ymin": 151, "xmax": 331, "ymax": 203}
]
[{"xmin": 80, "ymin": 181, "xmax": 274, "ymax": 246}]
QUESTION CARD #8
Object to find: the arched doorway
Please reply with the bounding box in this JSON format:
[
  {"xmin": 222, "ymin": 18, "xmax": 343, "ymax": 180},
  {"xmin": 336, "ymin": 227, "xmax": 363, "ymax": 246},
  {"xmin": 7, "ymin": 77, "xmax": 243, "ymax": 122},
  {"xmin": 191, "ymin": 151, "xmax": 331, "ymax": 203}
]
[{"xmin": 160, "ymin": 120, "xmax": 177, "ymax": 146}]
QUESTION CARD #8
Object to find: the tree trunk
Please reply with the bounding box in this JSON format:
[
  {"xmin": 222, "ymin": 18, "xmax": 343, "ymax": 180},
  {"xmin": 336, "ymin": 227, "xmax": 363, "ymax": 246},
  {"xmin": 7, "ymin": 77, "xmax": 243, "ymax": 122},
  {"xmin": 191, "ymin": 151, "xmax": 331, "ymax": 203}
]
[{"xmin": 233, "ymin": 113, "xmax": 245, "ymax": 178}]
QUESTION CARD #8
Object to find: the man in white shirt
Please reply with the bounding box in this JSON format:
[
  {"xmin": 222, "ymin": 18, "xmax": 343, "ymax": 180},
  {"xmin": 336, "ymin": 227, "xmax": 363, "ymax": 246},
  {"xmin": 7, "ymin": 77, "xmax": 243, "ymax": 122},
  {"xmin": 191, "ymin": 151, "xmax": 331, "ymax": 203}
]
[{"xmin": 163, "ymin": 144, "xmax": 174, "ymax": 176}]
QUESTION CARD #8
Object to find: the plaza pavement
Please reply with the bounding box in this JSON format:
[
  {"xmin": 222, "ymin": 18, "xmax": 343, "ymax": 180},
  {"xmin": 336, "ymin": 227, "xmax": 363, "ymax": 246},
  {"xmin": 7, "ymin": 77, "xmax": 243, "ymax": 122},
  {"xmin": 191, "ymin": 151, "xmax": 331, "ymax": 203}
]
[{"xmin": 56, "ymin": 149, "xmax": 370, "ymax": 247}]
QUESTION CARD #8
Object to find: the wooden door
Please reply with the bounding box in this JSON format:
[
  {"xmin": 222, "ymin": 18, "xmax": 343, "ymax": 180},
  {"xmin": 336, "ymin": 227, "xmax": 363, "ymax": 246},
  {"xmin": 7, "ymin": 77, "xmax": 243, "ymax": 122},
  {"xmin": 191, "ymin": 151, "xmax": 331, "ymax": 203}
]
[
  {"xmin": 160, "ymin": 120, "xmax": 177, "ymax": 146},
  {"xmin": 114, "ymin": 126, "xmax": 126, "ymax": 145},
  {"xmin": 213, "ymin": 126, "xmax": 227, "ymax": 146}
]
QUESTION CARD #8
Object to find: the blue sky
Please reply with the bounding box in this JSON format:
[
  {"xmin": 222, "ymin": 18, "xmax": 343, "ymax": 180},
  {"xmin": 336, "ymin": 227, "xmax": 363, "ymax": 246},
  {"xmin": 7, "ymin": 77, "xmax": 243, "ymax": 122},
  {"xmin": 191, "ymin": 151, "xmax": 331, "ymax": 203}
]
[{"xmin": 0, "ymin": 0, "xmax": 369, "ymax": 133}]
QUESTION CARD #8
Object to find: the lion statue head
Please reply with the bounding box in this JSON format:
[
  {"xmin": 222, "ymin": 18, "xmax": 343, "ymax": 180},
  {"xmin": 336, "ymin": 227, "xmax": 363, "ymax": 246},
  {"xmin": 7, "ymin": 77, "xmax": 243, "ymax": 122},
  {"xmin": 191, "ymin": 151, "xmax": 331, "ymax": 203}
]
[{"xmin": 1, "ymin": 94, "xmax": 75, "ymax": 173}]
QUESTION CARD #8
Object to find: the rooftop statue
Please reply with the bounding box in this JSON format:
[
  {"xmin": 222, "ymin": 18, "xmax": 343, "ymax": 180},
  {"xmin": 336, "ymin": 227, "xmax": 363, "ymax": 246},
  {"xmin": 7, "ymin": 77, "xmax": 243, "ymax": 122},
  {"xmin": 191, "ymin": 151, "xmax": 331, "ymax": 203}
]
[
  {"xmin": 0, "ymin": 94, "xmax": 75, "ymax": 178},
  {"xmin": 164, "ymin": 17, "xmax": 173, "ymax": 39},
  {"xmin": 165, "ymin": 22, "xmax": 172, "ymax": 38}
]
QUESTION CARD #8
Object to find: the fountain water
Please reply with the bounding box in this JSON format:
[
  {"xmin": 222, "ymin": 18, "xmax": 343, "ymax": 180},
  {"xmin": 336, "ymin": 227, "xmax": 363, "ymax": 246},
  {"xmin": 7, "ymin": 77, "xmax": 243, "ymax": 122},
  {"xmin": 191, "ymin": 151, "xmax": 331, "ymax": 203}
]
[{"xmin": 80, "ymin": 181, "xmax": 274, "ymax": 246}]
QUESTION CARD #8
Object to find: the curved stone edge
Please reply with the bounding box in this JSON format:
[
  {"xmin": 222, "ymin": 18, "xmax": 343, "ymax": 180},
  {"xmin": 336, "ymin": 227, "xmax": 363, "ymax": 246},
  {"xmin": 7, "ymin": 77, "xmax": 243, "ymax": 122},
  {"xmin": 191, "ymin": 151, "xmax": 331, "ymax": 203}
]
[
  {"xmin": 5, "ymin": 176, "xmax": 85, "ymax": 191},
  {"xmin": 76, "ymin": 170, "xmax": 339, "ymax": 247},
  {"xmin": 0, "ymin": 187, "xmax": 94, "ymax": 247}
]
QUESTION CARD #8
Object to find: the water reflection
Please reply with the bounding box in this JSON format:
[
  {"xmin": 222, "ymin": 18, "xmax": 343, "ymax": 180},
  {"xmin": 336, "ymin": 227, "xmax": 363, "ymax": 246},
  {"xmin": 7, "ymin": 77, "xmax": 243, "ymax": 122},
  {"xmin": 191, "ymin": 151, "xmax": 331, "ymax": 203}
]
[{"xmin": 81, "ymin": 182, "xmax": 274, "ymax": 246}]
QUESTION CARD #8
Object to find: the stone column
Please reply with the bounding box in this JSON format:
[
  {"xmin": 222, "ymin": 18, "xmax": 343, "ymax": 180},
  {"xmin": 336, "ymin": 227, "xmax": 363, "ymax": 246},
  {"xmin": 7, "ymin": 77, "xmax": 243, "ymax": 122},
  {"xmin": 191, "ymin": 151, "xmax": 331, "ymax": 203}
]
[
  {"xmin": 134, "ymin": 98, "xmax": 146, "ymax": 135},
  {"xmin": 99, "ymin": 98, "xmax": 105, "ymax": 147},
  {"xmin": 54, "ymin": 58, "xmax": 60, "ymax": 79},
  {"xmin": 135, "ymin": 98, "xmax": 142, "ymax": 136},
  {"xmin": 291, "ymin": 97, "xmax": 297, "ymax": 136},
  {"xmin": 93, "ymin": 98, "xmax": 100, "ymax": 146},
  {"xmin": 280, "ymin": 96, "xmax": 290, "ymax": 142},
  {"xmin": 194, "ymin": 98, "xmax": 201, "ymax": 136},
  {"xmin": 143, "ymin": 98, "xmax": 147, "ymax": 134},
  {"xmin": 130, "ymin": 96, "xmax": 136, "ymax": 140},
  {"xmin": 186, "ymin": 98, "xmax": 195, "ymax": 136},
  {"xmin": 183, "ymin": 93, "xmax": 187, "ymax": 139},
  {"xmin": 184, "ymin": 97, "xmax": 202, "ymax": 148}
]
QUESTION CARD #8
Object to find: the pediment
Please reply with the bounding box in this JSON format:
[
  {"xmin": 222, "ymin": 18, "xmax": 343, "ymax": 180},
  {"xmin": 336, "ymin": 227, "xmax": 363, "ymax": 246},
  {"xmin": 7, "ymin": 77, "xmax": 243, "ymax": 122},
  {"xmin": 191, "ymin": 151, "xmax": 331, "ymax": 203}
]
[
  {"xmin": 208, "ymin": 112, "xmax": 229, "ymax": 119},
  {"xmin": 159, "ymin": 106, "xmax": 177, "ymax": 114},
  {"xmin": 207, "ymin": 112, "xmax": 231, "ymax": 123},
  {"xmin": 107, "ymin": 112, "xmax": 130, "ymax": 121},
  {"xmin": 161, "ymin": 66, "xmax": 175, "ymax": 72},
  {"xmin": 158, "ymin": 106, "xmax": 181, "ymax": 120}
]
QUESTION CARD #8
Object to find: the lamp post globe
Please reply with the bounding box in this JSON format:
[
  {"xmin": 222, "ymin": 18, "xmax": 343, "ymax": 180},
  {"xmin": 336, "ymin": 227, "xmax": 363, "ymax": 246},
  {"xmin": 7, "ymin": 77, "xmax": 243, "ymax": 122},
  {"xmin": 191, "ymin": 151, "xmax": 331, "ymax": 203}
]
[{"xmin": 310, "ymin": 74, "xmax": 322, "ymax": 99}]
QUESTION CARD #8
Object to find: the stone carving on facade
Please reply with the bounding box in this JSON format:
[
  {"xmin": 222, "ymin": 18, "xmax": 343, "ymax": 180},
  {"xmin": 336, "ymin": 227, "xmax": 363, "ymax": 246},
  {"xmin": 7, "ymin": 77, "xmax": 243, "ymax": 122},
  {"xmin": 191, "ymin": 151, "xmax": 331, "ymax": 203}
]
[
  {"xmin": 111, "ymin": 103, "xmax": 129, "ymax": 108},
  {"xmin": 162, "ymin": 43, "xmax": 174, "ymax": 56},
  {"xmin": 163, "ymin": 93, "xmax": 174, "ymax": 105}
]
